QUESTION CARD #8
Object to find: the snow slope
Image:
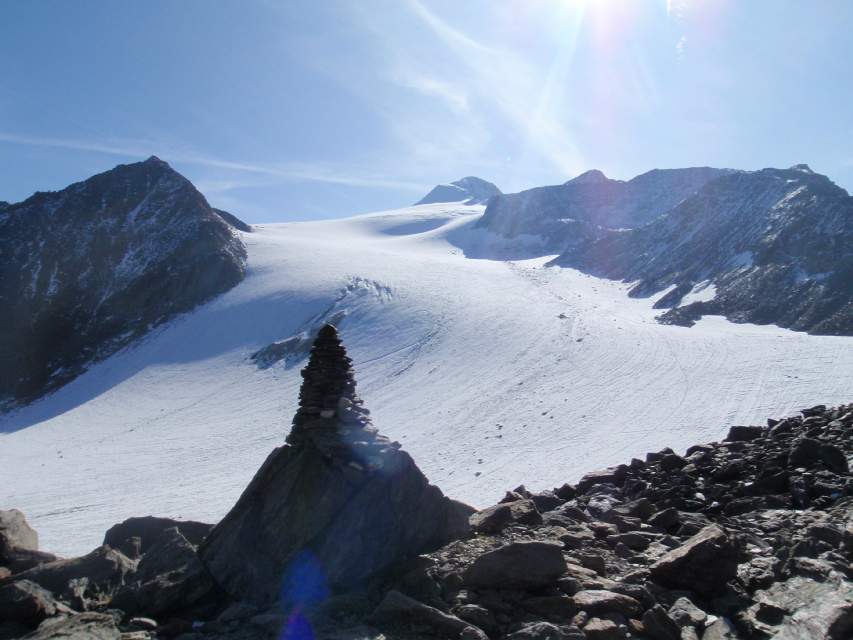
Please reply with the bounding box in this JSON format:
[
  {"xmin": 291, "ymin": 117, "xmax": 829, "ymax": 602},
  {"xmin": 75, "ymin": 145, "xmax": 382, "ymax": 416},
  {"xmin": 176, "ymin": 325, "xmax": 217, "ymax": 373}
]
[{"xmin": 3, "ymin": 203, "xmax": 852, "ymax": 556}]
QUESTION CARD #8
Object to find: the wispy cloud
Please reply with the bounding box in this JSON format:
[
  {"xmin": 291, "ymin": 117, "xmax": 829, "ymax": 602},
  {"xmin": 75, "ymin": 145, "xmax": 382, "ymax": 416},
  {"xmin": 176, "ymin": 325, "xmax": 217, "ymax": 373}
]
[
  {"xmin": 0, "ymin": 132, "xmax": 428, "ymax": 192},
  {"xmin": 400, "ymin": 0, "xmax": 585, "ymax": 179},
  {"xmin": 397, "ymin": 75, "xmax": 470, "ymax": 113}
]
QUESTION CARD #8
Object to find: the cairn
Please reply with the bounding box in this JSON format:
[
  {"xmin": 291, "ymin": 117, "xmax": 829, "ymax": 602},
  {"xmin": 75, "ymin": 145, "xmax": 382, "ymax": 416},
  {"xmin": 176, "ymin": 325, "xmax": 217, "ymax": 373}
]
[{"xmin": 287, "ymin": 323, "xmax": 398, "ymax": 468}]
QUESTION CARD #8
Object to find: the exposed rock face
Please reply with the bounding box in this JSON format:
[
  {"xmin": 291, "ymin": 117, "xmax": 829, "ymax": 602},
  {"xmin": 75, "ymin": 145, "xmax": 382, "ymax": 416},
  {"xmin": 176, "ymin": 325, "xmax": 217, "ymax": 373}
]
[
  {"xmin": 0, "ymin": 510, "xmax": 38, "ymax": 555},
  {"xmin": 200, "ymin": 324, "xmax": 474, "ymax": 606},
  {"xmin": 552, "ymin": 165, "xmax": 853, "ymax": 335},
  {"xmin": 381, "ymin": 403, "xmax": 853, "ymax": 639},
  {"xmin": 416, "ymin": 176, "xmax": 502, "ymax": 206},
  {"xmin": 0, "ymin": 156, "xmax": 247, "ymax": 409},
  {"xmin": 478, "ymin": 167, "xmax": 732, "ymax": 250},
  {"xmin": 112, "ymin": 527, "xmax": 216, "ymax": 618},
  {"xmin": 22, "ymin": 612, "xmax": 121, "ymax": 639},
  {"xmin": 102, "ymin": 515, "xmax": 213, "ymax": 555}
]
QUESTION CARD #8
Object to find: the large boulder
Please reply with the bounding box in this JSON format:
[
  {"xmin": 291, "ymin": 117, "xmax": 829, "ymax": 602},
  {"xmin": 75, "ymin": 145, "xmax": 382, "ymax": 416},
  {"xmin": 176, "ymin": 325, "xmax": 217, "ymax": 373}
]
[
  {"xmin": 103, "ymin": 516, "xmax": 213, "ymax": 554},
  {"xmin": 0, "ymin": 546, "xmax": 134, "ymax": 597},
  {"xmin": 463, "ymin": 541, "xmax": 567, "ymax": 590},
  {"xmin": 469, "ymin": 499, "xmax": 542, "ymax": 533},
  {"xmin": 0, "ymin": 510, "xmax": 53, "ymax": 574},
  {"xmin": 0, "ymin": 510, "xmax": 38, "ymax": 556},
  {"xmin": 0, "ymin": 579, "xmax": 57, "ymax": 626},
  {"xmin": 112, "ymin": 527, "xmax": 215, "ymax": 617},
  {"xmin": 649, "ymin": 525, "xmax": 740, "ymax": 596},
  {"xmin": 200, "ymin": 325, "xmax": 473, "ymax": 606}
]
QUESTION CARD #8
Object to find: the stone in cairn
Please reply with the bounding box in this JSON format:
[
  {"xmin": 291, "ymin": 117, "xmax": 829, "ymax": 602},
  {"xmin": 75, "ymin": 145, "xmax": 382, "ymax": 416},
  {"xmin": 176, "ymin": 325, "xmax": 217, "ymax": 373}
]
[{"xmin": 286, "ymin": 323, "xmax": 398, "ymax": 469}]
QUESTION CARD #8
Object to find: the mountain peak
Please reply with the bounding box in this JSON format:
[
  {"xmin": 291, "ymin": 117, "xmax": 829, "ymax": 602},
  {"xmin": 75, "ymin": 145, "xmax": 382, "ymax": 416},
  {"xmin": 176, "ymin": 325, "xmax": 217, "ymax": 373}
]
[
  {"xmin": 789, "ymin": 163, "xmax": 814, "ymax": 174},
  {"xmin": 143, "ymin": 155, "xmax": 168, "ymax": 167},
  {"xmin": 415, "ymin": 176, "xmax": 501, "ymax": 206},
  {"xmin": 567, "ymin": 169, "xmax": 609, "ymax": 185}
]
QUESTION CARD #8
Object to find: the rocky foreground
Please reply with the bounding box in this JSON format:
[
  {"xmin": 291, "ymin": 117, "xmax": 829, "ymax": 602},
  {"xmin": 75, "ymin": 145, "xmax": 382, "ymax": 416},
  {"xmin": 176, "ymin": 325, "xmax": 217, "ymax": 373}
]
[{"xmin": 1, "ymin": 329, "xmax": 851, "ymax": 639}]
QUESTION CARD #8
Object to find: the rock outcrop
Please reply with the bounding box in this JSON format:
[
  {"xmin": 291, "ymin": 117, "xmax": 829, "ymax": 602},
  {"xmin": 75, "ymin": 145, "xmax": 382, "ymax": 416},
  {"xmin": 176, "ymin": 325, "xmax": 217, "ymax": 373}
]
[
  {"xmin": 199, "ymin": 324, "xmax": 474, "ymax": 606},
  {"xmin": 0, "ymin": 156, "xmax": 247, "ymax": 409},
  {"xmin": 416, "ymin": 177, "xmax": 501, "ymax": 206},
  {"xmin": 552, "ymin": 165, "xmax": 853, "ymax": 335}
]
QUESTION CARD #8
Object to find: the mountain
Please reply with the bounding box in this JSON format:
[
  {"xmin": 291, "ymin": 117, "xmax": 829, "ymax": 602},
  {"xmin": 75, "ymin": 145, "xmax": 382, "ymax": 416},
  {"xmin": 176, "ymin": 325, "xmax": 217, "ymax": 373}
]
[
  {"xmin": 3, "ymin": 201, "xmax": 851, "ymax": 557},
  {"xmin": 0, "ymin": 156, "xmax": 248, "ymax": 409},
  {"xmin": 477, "ymin": 167, "xmax": 734, "ymax": 251},
  {"xmin": 551, "ymin": 165, "xmax": 853, "ymax": 335},
  {"xmin": 415, "ymin": 176, "xmax": 501, "ymax": 206},
  {"xmin": 212, "ymin": 207, "xmax": 252, "ymax": 232}
]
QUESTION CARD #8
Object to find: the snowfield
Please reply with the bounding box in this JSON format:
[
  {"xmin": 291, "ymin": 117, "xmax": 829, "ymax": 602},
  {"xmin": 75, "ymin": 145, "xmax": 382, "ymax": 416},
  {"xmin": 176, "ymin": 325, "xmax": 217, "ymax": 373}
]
[{"xmin": 3, "ymin": 203, "xmax": 852, "ymax": 556}]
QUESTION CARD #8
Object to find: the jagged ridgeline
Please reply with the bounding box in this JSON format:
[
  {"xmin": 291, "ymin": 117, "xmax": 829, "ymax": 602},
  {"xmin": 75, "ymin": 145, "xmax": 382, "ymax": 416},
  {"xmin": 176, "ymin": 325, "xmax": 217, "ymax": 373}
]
[{"xmin": 287, "ymin": 323, "xmax": 399, "ymax": 467}]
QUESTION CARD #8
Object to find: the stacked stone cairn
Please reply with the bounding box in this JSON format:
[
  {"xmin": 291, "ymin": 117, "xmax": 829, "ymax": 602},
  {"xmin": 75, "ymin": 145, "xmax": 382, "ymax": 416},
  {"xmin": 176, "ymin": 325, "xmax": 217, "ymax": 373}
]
[{"xmin": 286, "ymin": 323, "xmax": 399, "ymax": 469}]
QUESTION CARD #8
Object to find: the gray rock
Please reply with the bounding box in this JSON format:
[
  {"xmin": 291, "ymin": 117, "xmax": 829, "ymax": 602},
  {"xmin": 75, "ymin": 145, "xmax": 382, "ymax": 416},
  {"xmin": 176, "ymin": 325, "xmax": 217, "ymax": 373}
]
[
  {"xmin": 582, "ymin": 617, "xmax": 624, "ymax": 639},
  {"xmin": 1, "ymin": 545, "xmax": 133, "ymax": 596},
  {"xmin": 0, "ymin": 579, "xmax": 56, "ymax": 625},
  {"xmin": 754, "ymin": 575, "xmax": 853, "ymax": 639},
  {"xmin": 649, "ymin": 525, "xmax": 740, "ymax": 596},
  {"xmin": 641, "ymin": 604, "xmax": 681, "ymax": 640},
  {"xmin": 470, "ymin": 499, "xmax": 542, "ymax": 533},
  {"xmin": 112, "ymin": 527, "xmax": 214, "ymax": 617},
  {"xmin": 21, "ymin": 612, "xmax": 120, "ymax": 639},
  {"xmin": 455, "ymin": 604, "xmax": 497, "ymax": 634},
  {"xmin": 370, "ymin": 590, "xmax": 482, "ymax": 638},
  {"xmin": 668, "ymin": 597, "xmax": 707, "ymax": 628},
  {"xmin": 202, "ymin": 444, "xmax": 472, "ymax": 606},
  {"xmin": 606, "ymin": 532, "xmax": 649, "ymax": 551},
  {"xmin": 1, "ymin": 548, "xmax": 59, "ymax": 575},
  {"xmin": 572, "ymin": 590, "xmax": 641, "ymax": 617},
  {"xmin": 0, "ymin": 510, "xmax": 38, "ymax": 557},
  {"xmin": 464, "ymin": 541, "xmax": 567, "ymax": 590},
  {"xmin": 725, "ymin": 425, "xmax": 764, "ymax": 442},
  {"xmin": 577, "ymin": 467, "xmax": 627, "ymax": 493},
  {"xmin": 507, "ymin": 622, "xmax": 584, "ymax": 639},
  {"xmin": 103, "ymin": 516, "xmax": 213, "ymax": 554}
]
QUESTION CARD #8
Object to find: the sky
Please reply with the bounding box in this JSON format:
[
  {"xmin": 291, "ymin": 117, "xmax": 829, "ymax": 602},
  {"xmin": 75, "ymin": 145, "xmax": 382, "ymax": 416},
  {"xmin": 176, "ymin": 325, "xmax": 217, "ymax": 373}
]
[{"xmin": 2, "ymin": 0, "xmax": 853, "ymax": 222}]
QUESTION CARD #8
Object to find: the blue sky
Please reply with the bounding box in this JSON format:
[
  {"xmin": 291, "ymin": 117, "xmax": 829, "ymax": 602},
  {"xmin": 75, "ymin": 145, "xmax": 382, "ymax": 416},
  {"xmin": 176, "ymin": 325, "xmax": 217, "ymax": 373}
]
[{"xmin": 2, "ymin": 0, "xmax": 853, "ymax": 222}]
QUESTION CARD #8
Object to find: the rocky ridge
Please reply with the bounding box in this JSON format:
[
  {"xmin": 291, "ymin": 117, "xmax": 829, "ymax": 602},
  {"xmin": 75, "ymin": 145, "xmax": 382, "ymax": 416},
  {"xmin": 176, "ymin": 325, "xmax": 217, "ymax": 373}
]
[
  {"xmin": 551, "ymin": 165, "xmax": 853, "ymax": 335},
  {"xmin": 1, "ymin": 332, "xmax": 851, "ymax": 639},
  {"xmin": 0, "ymin": 157, "xmax": 249, "ymax": 410},
  {"xmin": 477, "ymin": 168, "xmax": 732, "ymax": 252}
]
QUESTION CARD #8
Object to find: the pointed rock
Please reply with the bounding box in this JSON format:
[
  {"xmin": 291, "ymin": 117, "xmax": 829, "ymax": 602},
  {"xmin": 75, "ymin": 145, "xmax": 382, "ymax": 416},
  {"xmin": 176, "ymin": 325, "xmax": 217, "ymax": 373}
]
[{"xmin": 200, "ymin": 327, "xmax": 474, "ymax": 606}]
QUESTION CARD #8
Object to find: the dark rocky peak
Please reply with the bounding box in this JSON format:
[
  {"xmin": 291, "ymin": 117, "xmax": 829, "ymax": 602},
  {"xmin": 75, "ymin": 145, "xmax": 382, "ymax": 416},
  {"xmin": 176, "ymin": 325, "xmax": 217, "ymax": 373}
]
[
  {"xmin": 0, "ymin": 157, "xmax": 247, "ymax": 410},
  {"xmin": 415, "ymin": 176, "xmax": 501, "ymax": 206},
  {"xmin": 565, "ymin": 169, "xmax": 610, "ymax": 185}
]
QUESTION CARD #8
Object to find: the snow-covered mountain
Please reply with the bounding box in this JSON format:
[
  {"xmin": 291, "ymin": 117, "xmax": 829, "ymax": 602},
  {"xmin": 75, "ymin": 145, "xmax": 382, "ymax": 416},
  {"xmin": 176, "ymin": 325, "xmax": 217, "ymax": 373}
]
[
  {"xmin": 0, "ymin": 157, "xmax": 247, "ymax": 410},
  {"xmin": 477, "ymin": 167, "xmax": 733, "ymax": 251},
  {"xmin": 552, "ymin": 165, "xmax": 853, "ymax": 335},
  {"xmin": 2, "ymin": 197, "xmax": 851, "ymax": 557},
  {"xmin": 415, "ymin": 176, "xmax": 501, "ymax": 206}
]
